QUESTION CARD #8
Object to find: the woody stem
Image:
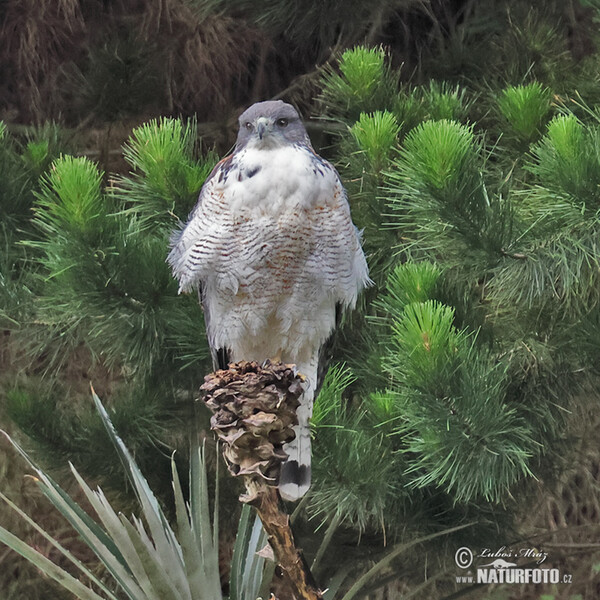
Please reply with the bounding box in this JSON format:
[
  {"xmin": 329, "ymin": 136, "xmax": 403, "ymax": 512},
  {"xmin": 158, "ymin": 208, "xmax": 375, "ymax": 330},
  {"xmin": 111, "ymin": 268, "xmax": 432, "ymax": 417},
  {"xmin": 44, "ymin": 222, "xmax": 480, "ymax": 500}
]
[{"xmin": 244, "ymin": 478, "xmax": 323, "ymax": 600}]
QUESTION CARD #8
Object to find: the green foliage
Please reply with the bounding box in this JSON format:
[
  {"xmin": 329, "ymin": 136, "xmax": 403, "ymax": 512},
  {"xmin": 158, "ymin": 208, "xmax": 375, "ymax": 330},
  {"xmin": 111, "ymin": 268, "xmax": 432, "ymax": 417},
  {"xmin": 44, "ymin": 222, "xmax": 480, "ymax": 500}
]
[
  {"xmin": 6, "ymin": 23, "xmax": 600, "ymax": 595},
  {"xmin": 490, "ymin": 9, "xmax": 573, "ymax": 88},
  {"xmin": 36, "ymin": 156, "xmax": 106, "ymax": 236},
  {"xmin": 338, "ymin": 522, "xmax": 473, "ymax": 600},
  {"xmin": 27, "ymin": 127, "xmax": 209, "ymax": 377},
  {"xmin": 419, "ymin": 82, "xmax": 473, "ymax": 122},
  {"xmin": 497, "ymin": 82, "xmax": 552, "ymax": 145},
  {"xmin": 394, "ymin": 82, "xmax": 473, "ymax": 134},
  {"xmin": 418, "ymin": 4, "xmax": 574, "ymax": 91},
  {"xmin": 215, "ymin": 0, "xmax": 422, "ymax": 55},
  {"xmin": 310, "ymin": 365, "xmax": 399, "ymax": 531},
  {"xmin": 399, "ymin": 344, "xmax": 536, "ymax": 503},
  {"xmin": 0, "ymin": 122, "xmax": 66, "ymax": 330},
  {"xmin": 0, "ymin": 121, "xmax": 65, "ymax": 227},
  {"xmin": 71, "ymin": 35, "xmax": 165, "ymax": 122},
  {"xmin": 320, "ymin": 46, "xmax": 398, "ymax": 121},
  {"xmin": 0, "ymin": 122, "xmax": 32, "ymax": 223},
  {"xmin": 389, "ymin": 300, "xmax": 463, "ymax": 388},
  {"xmin": 526, "ymin": 114, "xmax": 600, "ymax": 206},
  {"xmin": 0, "ymin": 224, "xmax": 36, "ymax": 328},
  {"xmin": 314, "ymin": 47, "xmax": 586, "ymax": 529},
  {"xmin": 386, "ymin": 119, "xmax": 511, "ymax": 261},
  {"xmin": 375, "ymin": 262, "xmax": 441, "ymax": 320},
  {"xmin": 5, "ymin": 383, "xmax": 177, "ymax": 495},
  {"xmin": 397, "ymin": 119, "xmax": 477, "ymax": 195},
  {"xmin": 323, "ymin": 41, "xmax": 583, "ymax": 511},
  {"xmin": 488, "ymin": 115, "xmax": 600, "ymax": 320},
  {"xmin": 119, "ymin": 118, "xmax": 217, "ymax": 229},
  {"xmin": 350, "ymin": 111, "xmax": 400, "ymax": 174},
  {"xmin": 338, "ymin": 110, "xmax": 403, "ymax": 282},
  {"xmin": 368, "ymin": 268, "xmax": 541, "ymax": 503},
  {"xmin": 21, "ymin": 122, "xmax": 67, "ymax": 179}
]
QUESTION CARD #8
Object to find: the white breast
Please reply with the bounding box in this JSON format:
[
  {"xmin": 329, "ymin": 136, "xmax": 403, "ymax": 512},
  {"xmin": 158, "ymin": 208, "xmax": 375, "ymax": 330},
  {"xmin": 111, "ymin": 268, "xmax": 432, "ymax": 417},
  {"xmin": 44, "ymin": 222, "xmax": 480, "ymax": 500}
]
[{"xmin": 223, "ymin": 145, "xmax": 338, "ymax": 215}]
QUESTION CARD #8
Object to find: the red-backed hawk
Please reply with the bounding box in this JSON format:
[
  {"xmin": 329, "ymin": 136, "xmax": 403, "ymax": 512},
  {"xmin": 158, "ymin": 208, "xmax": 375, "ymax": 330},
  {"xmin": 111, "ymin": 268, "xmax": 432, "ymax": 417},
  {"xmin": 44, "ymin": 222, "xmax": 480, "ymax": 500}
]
[{"xmin": 168, "ymin": 100, "xmax": 370, "ymax": 500}]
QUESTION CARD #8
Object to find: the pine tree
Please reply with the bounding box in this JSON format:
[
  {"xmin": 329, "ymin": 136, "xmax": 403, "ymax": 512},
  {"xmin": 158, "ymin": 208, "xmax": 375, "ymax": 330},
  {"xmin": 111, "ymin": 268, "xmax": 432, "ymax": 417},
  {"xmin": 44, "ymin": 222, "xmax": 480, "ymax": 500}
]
[
  {"xmin": 2, "ymin": 119, "xmax": 217, "ymax": 500},
  {"xmin": 303, "ymin": 42, "xmax": 600, "ymax": 594}
]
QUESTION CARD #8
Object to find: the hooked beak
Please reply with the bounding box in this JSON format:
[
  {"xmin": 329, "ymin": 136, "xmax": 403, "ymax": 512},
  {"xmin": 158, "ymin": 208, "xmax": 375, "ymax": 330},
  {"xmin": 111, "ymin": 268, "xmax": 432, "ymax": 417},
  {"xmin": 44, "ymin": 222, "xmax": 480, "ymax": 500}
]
[{"xmin": 256, "ymin": 117, "xmax": 270, "ymax": 140}]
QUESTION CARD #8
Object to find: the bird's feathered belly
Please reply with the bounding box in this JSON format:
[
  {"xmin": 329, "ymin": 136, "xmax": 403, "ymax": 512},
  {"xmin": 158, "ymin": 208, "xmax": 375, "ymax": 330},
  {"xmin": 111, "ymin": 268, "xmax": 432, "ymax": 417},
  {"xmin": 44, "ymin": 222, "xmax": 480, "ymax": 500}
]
[
  {"xmin": 203, "ymin": 209, "xmax": 337, "ymax": 367},
  {"xmin": 169, "ymin": 143, "xmax": 370, "ymax": 372}
]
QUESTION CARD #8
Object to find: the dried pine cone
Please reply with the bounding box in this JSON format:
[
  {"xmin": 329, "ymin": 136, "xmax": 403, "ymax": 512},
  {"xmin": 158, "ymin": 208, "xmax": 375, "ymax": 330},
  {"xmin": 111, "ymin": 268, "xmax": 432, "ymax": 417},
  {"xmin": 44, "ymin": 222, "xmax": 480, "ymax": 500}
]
[{"xmin": 200, "ymin": 360, "xmax": 304, "ymax": 485}]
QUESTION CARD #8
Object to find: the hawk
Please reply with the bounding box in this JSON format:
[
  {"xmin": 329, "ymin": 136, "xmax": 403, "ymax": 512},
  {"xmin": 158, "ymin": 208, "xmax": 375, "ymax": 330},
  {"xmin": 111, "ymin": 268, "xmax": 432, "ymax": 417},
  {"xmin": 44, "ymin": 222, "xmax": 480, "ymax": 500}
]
[{"xmin": 168, "ymin": 100, "xmax": 370, "ymax": 500}]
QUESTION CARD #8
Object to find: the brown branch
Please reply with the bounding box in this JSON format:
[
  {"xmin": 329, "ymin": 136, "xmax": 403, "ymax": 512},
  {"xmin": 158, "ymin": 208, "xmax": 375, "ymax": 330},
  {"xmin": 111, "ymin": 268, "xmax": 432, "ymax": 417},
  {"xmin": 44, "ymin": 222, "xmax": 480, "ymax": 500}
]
[
  {"xmin": 500, "ymin": 247, "xmax": 528, "ymax": 260},
  {"xmin": 201, "ymin": 360, "xmax": 323, "ymax": 599},
  {"xmin": 247, "ymin": 482, "xmax": 323, "ymax": 599}
]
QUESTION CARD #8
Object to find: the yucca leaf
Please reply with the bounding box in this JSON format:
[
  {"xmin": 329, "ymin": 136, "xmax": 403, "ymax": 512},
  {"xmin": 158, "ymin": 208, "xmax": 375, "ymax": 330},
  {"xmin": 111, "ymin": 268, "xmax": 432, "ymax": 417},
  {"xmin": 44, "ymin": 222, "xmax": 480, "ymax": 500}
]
[
  {"xmin": 93, "ymin": 391, "xmax": 201, "ymax": 599},
  {"xmin": 0, "ymin": 399, "xmax": 230, "ymax": 600},
  {"xmin": 229, "ymin": 505, "xmax": 251, "ymax": 599},
  {"xmin": 229, "ymin": 504, "xmax": 271, "ymax": 600},
  {"xmin": 323, "ymin": 564, "xmax": 353, "ymax": 599},
  {"xmin": 93, "ymin": 391, "xmax": 186, "ymax": 571},
  {"xmin": 120, "ymin": 517, "xmax": 186, "ymax": 600},
  {"xmin": 0, "ymin": 525, "xmax": 107, "ymax": 600},
  {"xmin": 37, "ymin": 485, "xmax": 144, "ymax": 599},
  {"xmin": 189, "ymin": 442, "xmax": 221, "ymax": 599},
  {"xmin": 68, "ymin": 465, "xmax": 159, "ymax": 600},
  {"xmin": 0, "ymin": 490, "xmax": 120, "ymax": 600},
  {"xmin": 242, "ymin": 512, "xmax": 269, "ymax": 598},
  {"xmin": 0, "ymin": 431, "xmax": 142, "ymax": 598},
  {"xmin": 170, "ymin": 456, "xmax": 207, "ymax": 595}
]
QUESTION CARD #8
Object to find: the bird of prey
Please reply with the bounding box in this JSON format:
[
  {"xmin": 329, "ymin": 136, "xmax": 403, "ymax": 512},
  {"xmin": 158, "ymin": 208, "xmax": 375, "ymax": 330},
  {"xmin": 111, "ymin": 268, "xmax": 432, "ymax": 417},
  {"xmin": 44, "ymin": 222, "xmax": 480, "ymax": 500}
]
[{"xmin": 168, "ymin": 100, "xmax": 370, "ymax": 501}]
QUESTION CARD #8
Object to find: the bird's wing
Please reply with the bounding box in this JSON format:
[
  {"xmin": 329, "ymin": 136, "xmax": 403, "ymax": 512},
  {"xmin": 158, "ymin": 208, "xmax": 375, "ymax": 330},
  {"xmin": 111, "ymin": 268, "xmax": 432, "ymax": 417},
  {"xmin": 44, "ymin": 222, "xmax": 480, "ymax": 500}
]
[
  {"xmin": 197, "ymin": 288, "xmax": 231, "ymax": 370},
  {"xmin": 167, "ymin": 154, "xmax": 235, "ymax": 293},
  {"xmin": 168, "ymin": 154, "xmax": 237, "ymax": 368},
  {"xmin": 307, "ymin": 157, "xmax": 371, "ymax": 306},
  {"xmin": 315, "ymin": 302, "xmax": 343, "ymax": 393},
  {"xmin": 305, "ymin": 160, "xmax": 371, "ymax": 394}
]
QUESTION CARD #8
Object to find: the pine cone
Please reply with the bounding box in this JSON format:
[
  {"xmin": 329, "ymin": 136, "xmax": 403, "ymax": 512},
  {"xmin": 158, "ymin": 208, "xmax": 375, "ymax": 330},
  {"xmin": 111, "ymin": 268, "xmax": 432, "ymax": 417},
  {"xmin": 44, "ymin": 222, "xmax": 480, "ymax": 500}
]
[{"xmin": 200, "ymin": 360, "xmax": 304, "ymax": 485}]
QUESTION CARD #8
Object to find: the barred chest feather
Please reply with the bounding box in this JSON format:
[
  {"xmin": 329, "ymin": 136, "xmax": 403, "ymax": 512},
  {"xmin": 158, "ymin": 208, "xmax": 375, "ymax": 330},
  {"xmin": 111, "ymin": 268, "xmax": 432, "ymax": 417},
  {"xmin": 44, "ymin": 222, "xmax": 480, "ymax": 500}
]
[{"xmin": 169, "ymin": 143, "xmax": 369, "ymax": 371}]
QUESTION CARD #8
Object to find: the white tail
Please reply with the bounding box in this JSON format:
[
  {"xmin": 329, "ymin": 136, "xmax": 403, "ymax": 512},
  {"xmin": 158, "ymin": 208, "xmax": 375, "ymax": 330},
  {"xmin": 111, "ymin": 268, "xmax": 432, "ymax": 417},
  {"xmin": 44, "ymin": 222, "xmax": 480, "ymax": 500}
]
[
  {"xmin": 279, "ymin": 422, "xmax": 311, "ymax": 501},
  {"xmin": 279, "ymin": 380, "xmax": 313, "ymax": 501}
]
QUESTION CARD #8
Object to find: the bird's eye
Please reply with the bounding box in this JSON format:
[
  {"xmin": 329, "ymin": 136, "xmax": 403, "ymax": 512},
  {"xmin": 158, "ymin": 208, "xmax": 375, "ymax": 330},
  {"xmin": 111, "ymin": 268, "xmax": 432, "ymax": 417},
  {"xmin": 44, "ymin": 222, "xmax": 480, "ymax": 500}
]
[
  {"xmin": 244, "ymin": 122, "xmax": 253, "ymax": 130},
  {"xmin": 276, "ymin": 118, "xmax": 288, "ymax": 128}
]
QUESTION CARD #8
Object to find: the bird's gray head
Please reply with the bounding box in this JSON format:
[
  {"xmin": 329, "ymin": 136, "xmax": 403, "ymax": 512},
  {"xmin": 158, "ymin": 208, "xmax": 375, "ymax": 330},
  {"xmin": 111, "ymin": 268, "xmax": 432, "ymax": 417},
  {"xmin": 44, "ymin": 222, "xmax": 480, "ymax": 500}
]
[{"xmin": 236, "ymin": 100, "xmax": 310, "ymax": 150}]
